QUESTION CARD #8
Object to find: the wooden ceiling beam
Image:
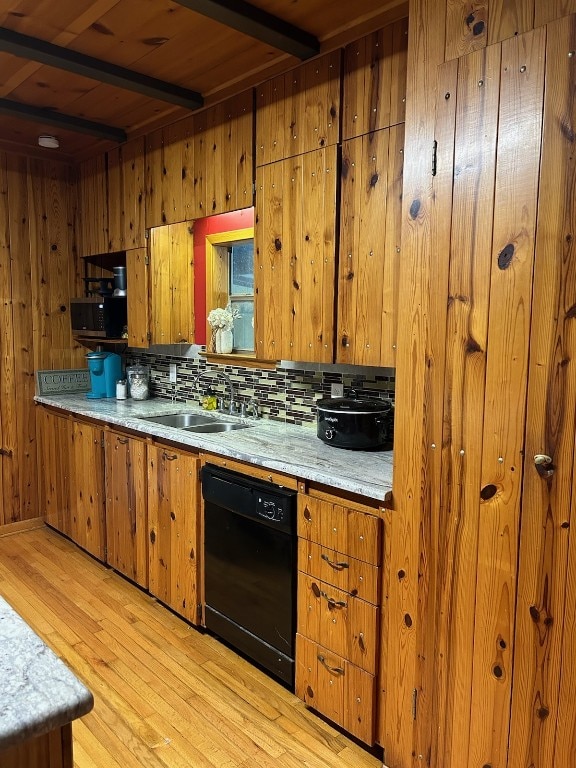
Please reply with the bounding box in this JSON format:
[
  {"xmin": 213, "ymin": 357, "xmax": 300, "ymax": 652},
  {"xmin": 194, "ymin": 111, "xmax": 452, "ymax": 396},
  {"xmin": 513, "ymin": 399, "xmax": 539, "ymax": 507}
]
[
  {"xmin": 0, "ymin": 27, "xmax": 204, "ymax": 111},
  {"xmin": 0, "ymin": 98, "xmax": 127, "ymax": 143},
  {"xmin": 172, "ymin": 0, "xmax": 319, "ymax": 59}
]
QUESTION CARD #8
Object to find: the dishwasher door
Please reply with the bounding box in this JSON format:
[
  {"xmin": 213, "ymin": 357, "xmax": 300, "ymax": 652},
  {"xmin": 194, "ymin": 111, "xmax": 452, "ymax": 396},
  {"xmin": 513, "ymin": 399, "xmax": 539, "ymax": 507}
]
[{"xmin": 202, "ymin": 464, "xmax": 297, "ymax": 686}]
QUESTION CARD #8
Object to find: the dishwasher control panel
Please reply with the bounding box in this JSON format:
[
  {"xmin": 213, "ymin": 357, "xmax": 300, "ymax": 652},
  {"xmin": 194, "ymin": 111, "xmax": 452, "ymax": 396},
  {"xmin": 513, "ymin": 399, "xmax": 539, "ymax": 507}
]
[{"xmin": 256, "ymin": 494, "xmax": 289, "ymax": 524}]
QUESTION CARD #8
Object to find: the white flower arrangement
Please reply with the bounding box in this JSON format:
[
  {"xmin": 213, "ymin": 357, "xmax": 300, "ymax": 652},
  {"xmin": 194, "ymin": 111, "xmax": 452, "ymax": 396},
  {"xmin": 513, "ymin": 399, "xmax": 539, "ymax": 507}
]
[{"xmin": 207, "ymin": 303, "xmax": 240, "ymax": 332}]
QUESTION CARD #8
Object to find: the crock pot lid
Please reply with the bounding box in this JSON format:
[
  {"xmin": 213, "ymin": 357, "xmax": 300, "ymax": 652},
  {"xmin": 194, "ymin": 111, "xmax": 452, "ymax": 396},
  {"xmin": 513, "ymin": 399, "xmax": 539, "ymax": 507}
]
[{"xmin": 316, "ymin": 397, "xmax": 391, "ymax": 413}]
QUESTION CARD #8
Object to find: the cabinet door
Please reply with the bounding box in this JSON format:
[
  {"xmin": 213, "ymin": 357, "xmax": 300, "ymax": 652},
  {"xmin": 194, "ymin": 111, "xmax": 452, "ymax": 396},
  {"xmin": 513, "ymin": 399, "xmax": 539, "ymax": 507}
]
[
  {"xmin": 108, "ymin": 137, "xmax": 146, "ymax": 250},
  {"xmin": 78, "ymin": 155, "xmax": 108, "ymax": 256},
  {"xmin": 70, "ymin": 421, "xmax": 106, "ymax": 560},
  {"xmin": 105, "ymin": 431, "xmax": 148, "ymax": 587},
  {"xmin": 36, "ymin": 408, "xmax": 72, "ymax": 537},
  {"xmin": 337, "ymin": 124, "xmax": 404, "ymax": 367},
  {"xmin": 149, "ymin": 222, "xmax": 195, "ymax": 344},
  {"xmin": 147, "ymin": 445, "xmax": 199, "ymax": 623},
  {"xmin": 126, "ymin": 247, "xmax": 150, "ymax": 348},
  {"xmin": 255, "ymin": 146, "xmax": 337, "ymax": 362}
]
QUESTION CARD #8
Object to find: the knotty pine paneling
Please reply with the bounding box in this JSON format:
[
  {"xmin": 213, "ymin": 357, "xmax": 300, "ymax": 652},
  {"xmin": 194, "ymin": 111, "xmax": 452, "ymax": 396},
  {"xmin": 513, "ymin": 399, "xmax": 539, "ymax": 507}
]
[
  {"xmin": 107, "ymin": 137, "xmax": 146, "ymax": 250},
  {"xmin": 445, "ymin": 1, "xmax": 489, "ymax": 60},
  {"xmin": 434, "ymin": 44, "xmax": 500, "ymax": 768},
  {"xmin": 78, "ymin": 154, "xmax": 108, "ymax": 257},
  {"xmin": 488, "ymin": 0, "xmax": 534, "ymax": 43},
  {"xmin": 343, "ymin": 17, "xmax": 408, "ymax": 140},
  {"xmin": 508, "ymin": 15, "xmax": 576, "ymax": 768},
  {"xmin": 383, "ymin": 0, "xmax": 449, "ymax": 763},
  {"xmin": 255, "ymin": 146, "xmax": 337, "ymax": 363},
  {"xmin": 256, "ymin": 51, "xmax": 341, "ymax": 167},
  {"xmin": 535, "ymin": 0, "xmax": 576, "ymax": 25}
]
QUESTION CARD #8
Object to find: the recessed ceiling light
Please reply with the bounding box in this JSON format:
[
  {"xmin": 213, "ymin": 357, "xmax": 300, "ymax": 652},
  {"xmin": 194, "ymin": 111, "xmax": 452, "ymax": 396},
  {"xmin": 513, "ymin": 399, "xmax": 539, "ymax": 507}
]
[{"xmin": 38, "ymin": 135, "xmax": 59, "ymax": 149}]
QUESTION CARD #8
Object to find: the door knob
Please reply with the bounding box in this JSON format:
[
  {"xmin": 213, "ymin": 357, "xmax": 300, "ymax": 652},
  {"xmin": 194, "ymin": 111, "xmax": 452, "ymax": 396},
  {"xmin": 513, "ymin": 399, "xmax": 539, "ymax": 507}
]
[{"xmin": 534, "ymin": 454, "xmax": 554, "ymax": 478}]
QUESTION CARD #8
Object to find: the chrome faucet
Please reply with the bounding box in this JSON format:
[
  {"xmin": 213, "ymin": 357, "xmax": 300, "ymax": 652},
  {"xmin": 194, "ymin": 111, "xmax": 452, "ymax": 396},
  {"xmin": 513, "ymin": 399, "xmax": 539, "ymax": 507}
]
[{"xmin": 193, "ymin": 370, "xmax": 236, "ymax": 414}]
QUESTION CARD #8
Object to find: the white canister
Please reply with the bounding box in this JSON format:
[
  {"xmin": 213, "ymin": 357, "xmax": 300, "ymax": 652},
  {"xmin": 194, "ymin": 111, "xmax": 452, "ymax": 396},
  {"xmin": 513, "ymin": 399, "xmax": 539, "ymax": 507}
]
[{"xmin": 116, "ymin": 379, "xmax": 127, "ymax": 400}]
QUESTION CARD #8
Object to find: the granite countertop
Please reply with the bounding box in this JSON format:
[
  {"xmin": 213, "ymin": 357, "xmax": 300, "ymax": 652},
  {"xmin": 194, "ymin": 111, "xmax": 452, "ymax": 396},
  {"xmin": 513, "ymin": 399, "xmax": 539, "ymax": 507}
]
[
  {"xmin": 0, "ymin": 595, "xmax": 93, "ymax": 751},
  {"xmin": 35, "ymin": 394, "xmax": 394, "ymax": 502}
]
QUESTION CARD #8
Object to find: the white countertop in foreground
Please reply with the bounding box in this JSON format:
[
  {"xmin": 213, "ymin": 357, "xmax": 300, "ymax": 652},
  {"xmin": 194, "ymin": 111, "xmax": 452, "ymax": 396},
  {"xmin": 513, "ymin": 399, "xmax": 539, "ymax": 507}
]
[
  {"xmin": 35, "ymin": 394, "xmax": 394, "ymax": 502},
  {"xmin": 0, "ymin": 595, "xmax": 93, "ymax": 751}
]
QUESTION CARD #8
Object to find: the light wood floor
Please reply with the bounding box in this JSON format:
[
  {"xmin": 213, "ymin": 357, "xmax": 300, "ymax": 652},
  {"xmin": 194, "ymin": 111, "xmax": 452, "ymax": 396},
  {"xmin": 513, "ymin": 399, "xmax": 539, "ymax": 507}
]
[{"xmin": 0, "ymin": 526, "xmax": 382, "ymax": 768}]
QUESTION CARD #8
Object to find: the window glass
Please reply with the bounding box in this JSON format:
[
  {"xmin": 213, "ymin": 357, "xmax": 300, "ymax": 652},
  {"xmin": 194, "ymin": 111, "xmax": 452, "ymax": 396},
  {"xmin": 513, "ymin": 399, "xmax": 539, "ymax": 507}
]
[
  {"xmin": 231, "ymin": 299, "xmax": 254, "ymax": 351},
  {"xmin": 229, "ymin": 242, "xmax": 254, "ymax": 295}
]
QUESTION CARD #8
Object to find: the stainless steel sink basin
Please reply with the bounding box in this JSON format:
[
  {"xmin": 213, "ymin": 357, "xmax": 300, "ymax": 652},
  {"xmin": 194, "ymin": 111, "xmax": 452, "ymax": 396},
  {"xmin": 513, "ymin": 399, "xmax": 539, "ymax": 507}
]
[
  {"xmin": 140, "ymin": 412, "xmax": 214, "ymax": 428},
  {"xmin": 184, "ymin": 422, "xmax": 252, "ymax": 433}
]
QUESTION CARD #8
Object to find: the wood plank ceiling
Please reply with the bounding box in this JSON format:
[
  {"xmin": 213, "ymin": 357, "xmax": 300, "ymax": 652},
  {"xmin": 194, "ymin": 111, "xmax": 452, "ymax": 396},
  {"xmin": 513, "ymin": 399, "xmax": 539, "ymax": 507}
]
[{"xmin": 0, "ymin": 0, "xmax": 407, "ymax": 161}]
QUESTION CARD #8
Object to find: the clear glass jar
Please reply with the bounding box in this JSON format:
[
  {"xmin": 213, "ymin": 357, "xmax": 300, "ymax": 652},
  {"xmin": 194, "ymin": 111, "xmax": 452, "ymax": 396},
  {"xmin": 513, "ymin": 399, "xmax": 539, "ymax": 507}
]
[{"xmin": 127, "ymin": 364, "xmax": 150, "ymax": 400}]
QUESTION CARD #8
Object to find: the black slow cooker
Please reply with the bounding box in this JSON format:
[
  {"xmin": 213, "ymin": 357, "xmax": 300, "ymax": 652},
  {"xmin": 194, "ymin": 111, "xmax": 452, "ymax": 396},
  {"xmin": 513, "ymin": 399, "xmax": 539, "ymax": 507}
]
[{"xmin": 316, "ymin": 397, "xmax": 394, "ymax": 450}]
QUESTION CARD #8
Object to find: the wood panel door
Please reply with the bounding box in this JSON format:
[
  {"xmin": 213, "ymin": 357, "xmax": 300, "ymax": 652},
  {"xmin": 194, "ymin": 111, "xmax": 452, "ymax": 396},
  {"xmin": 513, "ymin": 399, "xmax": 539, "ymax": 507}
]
[
  {"xmin": 337, "ymin": 124, "xmax": 404, "ymax": 367},
  {"xmin": 105, "ymin": 430, "xmax": 148, "ymax": 588},
  {"xmin": 70, "ymin": 420, "xmax": 106, "ymax": 561},
  {"xmin": 78, "ymin": 155, "xmax": 108, "ymax": 257},
  {"xmin": 255, "ymin": 146, "xmax": 337, "ymax": 362},
  {"xmin": 126, "ymin": 247, "xmax": 150, "ymax": 348},
  {"xmin": 149, "ymin": 221, "xmax": 195, "ymax": 345},
  {"xmin": 147, "ymin": 445, "xmax": 200, "ymax": 623},
  {"xmin": 108, "ymin": 137, "xmax": 146, "ymax": 251},
  {"xmin": 36, "ymin": 407, "xmax": 72, "ymax": 537}
]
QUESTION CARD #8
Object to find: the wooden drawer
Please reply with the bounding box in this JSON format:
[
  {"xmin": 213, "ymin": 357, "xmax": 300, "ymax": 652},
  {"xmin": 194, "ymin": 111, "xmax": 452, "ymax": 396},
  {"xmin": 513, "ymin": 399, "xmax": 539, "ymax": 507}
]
[
  {"xmin": 296, "ymin": 633, "xmax": 375, "ymax": 745},
  {"xmin": 297, "ymin": 494, "xmax": 382, "ymax": 565},
  {"xmin": 298, "ymin": 538, "xmax": 380, "ymax": 605},
  {"xmin": 297, "ymin": 572, "xmax": 378, "ymax": 674}
]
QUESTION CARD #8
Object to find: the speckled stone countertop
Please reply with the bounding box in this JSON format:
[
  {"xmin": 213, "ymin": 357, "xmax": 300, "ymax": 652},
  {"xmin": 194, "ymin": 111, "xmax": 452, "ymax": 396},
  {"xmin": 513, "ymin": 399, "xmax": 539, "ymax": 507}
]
[
  {"xmin": 35, "ymin": 394, "xmax": 394, "ymax": 502},
  {"xmin": 0, "ymin": 595, "xmax": 93, "ymax": 751}
]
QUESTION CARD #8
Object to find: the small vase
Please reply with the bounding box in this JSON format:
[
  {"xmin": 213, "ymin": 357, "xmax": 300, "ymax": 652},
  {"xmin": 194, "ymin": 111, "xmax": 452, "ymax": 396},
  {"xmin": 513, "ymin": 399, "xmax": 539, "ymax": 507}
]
[
  {"xmin": 215, "ymin": 328, "xmax": 222, "ymax": 354},
  {"xmin": 220, "ymin": 328, "xmax": 233, "ymax": 354}
]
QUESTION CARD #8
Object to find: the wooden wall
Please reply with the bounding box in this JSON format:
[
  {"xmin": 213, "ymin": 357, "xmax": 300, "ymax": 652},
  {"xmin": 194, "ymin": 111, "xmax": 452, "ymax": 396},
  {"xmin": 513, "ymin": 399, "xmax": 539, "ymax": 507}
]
[
  {"xmin": 387, "ymin": 0, "xmax": 576, "ymax": 767},
  {"xmin": 0, "ymin": 154, "xmax": 83, "ymax": 525}
]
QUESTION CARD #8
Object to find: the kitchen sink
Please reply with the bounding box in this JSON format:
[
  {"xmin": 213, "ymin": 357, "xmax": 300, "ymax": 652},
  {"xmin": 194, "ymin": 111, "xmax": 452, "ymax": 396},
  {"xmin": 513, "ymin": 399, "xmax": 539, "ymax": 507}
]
[
  {"xmin": 184, "ymin": 422, "xmax": 252, "ymax": 433},
  {"xmin": 139, "ymin": 411, "xmax": 253, "ymax": 432},
  {"xmin": 140, "ymin": 412, "xmax": 216, "ymax": 428}
]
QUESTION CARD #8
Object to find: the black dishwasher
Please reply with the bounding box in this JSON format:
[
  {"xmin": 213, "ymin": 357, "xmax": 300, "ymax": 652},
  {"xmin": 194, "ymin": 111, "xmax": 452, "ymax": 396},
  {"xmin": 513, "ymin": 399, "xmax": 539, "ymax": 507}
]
[{"xmin": 201, "ymin": 464, "xmax": 297, "ymax": 687}]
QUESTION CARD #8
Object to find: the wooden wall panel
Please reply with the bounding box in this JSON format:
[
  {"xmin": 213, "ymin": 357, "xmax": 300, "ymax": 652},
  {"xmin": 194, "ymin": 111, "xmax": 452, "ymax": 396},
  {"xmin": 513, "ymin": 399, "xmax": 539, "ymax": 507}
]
[
  {"xmin": 126, "ymin": 247, "xmax": 150, "ymax": 348},
  {"xmin": 445, "ymin": 1, "xmax": 489, "ymax": 60},
  {"xmin": 535, "ymin": 0, "xmax": 576, "ymax": 25},
  {"xmin": 255, "ymin": 147, "xmax": 336, "ymax": 363},
  {"xmin": 383, "ymin": 0, "xmax": 449, "ymax": 764},
  {"xmin": 488, "ymin": 0, "xmax": 534, "ymax": 43},
  {"xmin": 256, "ymin": 52, "xmax": 341, "ymax": 166},
  {"xmin": 109, "ymin": 137, "xmax": 146, "ymax": 250},
  {"xmin": 434, "ymin": 44, "xmax": 500, "ymax": 768},
  {"xmin": 77, "ymin": 155, "xmax": 108, "ymax": 256},
  {"xmin": 468, "ymin": 27, "xmax": 545, "ymax": 768},
  {"xmin": 509, "ymin": 15, "xmax": 576, "ymax": 768},
  {"xmin": 145, "ymin": 119, "xmax": 191, "ymax": 228},
  {"xmin": 343, "ymin": 18, "xmax": 408, "ymax": 140}
]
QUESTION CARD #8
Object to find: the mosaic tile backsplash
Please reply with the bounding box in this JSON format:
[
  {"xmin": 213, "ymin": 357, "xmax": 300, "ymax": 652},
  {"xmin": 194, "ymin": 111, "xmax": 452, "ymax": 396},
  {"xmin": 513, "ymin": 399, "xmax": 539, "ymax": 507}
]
[{"xmin": 126, "ymin": 351, "xmax": 395, "ymax": 427}]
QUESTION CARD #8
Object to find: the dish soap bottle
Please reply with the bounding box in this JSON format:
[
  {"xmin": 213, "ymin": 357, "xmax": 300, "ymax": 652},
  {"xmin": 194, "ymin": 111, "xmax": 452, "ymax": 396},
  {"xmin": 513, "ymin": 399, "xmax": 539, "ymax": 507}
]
[{"xmin": 202, "ymin": 387, "xmax": 217, "ymax": 410}]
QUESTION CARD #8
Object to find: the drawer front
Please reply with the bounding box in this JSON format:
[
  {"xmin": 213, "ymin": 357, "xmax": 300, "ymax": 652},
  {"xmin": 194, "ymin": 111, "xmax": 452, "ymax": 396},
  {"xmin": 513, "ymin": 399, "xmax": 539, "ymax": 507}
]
[
  {"xmin": 297, "ymin": 573, "xmax": 378, "ymax": 674},
  {"xmin": 298, "ymin": 538, "xmax": 380, "ymax": 604},
  {"xmin": 297, "ymin": 494, "xmax": 382, "ymax": 566},
  {"xmin": 295, "ymin": 634, "xmax": 375, "ymax": 745}
]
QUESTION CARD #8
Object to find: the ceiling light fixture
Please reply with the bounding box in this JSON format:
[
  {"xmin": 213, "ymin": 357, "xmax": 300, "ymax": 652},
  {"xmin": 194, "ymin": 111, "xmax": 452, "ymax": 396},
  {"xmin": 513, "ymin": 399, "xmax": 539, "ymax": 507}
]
[{"xmin": 38, "ymin": 134, "xmax": 59, "ymax": 148}]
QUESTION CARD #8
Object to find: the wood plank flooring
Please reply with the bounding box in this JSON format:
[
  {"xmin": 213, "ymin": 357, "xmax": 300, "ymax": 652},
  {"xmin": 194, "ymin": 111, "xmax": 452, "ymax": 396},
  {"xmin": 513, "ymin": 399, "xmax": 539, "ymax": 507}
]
[{"xmin": 0, "ymin": 526, "xmax": 382, "ymax": 768}]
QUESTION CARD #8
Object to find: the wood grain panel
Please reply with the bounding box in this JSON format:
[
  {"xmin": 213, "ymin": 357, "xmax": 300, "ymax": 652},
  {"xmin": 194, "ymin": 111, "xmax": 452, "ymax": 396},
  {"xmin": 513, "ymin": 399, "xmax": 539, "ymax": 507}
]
[
  {"xmin": 147, "ymin": 445, "xmax": 199, "ymax": 623},
  {"xmin": 342, "ymin": 18, "xmax": 408, "ymax": 140},
  {"xmin": 0, "ymin": 723, "xmax": 73, "ymax": 768},
  {"xmin": 434, "ymin": 44, "xmax": 500, "ymax": 768},
  {"xmin": 70, "ymin": 420, "xmax": 106, "ymax": 561},
  {"xmin": 509, "ymin": 14, "xmax": 576, "ymax": 768},
  {"xmin": 383, "ymin": 0, "xmax": 449, "ymax": 762},
  {"xmin": 36, "ymin": 407, "xmax": 72, "ymax": 538},
  {"xmin": 105, "ymin": 430, "xmax": 148, "ymax": 588},
  {"xmin": 535, "ymin": 0, "xmax": 576, "ymax": 25},
  {"xmin": 445, "ymin": 1, "xmax": 488, "ymax": 60},
  {"xmin": 78, "ymin": 155, "xmax": 108, "ymax": 256},
  {"xmin": 126, "ymin": 247, "xmax": 150, "ymax": 348},
  {"xmin": 488, "ymin": 0, "xmax": 535, "ymax": 43},
  {"xmin": 145, "ymin": 118, "xmax": 190, "ymax": 228},
  {"xmin": 107, "ymin": 145, "xmax": 123, "ymax": 252},
  {"xmin": 121, "ymin": 137, "xmax": 146, "ymax": 250},
  {"xmin": 256, "ymin": 52, "xmax": 341, "ymax": 166},
  {"xmin": 298, "ymin": 539, "xmax": 381, "ymax": 604},
  {"xmin": 468, "ymin": 27, "xmax": 545, "ymax": 768}
]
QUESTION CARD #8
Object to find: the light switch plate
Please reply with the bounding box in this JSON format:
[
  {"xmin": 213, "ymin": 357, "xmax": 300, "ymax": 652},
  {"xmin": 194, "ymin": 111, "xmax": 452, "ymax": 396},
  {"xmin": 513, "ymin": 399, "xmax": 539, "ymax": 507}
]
[
  {"xmin": 169, "ymin": 363, "xmax": 177, "ymax": 383},
  {"xmin": 331, "ymin": 383, "xmax": 344, "ymax": 398}
]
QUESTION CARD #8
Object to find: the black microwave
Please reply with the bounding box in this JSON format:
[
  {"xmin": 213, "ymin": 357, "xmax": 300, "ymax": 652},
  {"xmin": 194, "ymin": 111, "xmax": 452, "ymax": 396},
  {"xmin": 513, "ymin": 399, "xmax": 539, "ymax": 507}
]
[{"xmin": 70, "ymin": 296, "xmax": 127, "ymax": 338}]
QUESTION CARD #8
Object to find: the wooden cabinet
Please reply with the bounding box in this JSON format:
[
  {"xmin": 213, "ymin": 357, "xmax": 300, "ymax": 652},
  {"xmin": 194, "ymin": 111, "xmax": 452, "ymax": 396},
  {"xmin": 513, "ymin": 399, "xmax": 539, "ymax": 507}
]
[
  {"xmin": 78, "ymin": 156, "xmax": 108, "ymax": 257},
  {"xmin": 295, "ymin": 492, "xmax": 383, "ymax": 745},
  {"xmin": 147, "ymin": 444, "xmax": 200, "ymax": 623},
  {"xmin": 256, "ymin": 51, "xmax": 341, "ymax": 166},
  {"xmin": 70, "ymin": 420, "xmax": 106, "ymax": 561},
  {"xmin": 107, "ymin": 137, "xmax": 146, "ymax": 251},
  {"xmin": 127, "ymin": 221, "xmax": 195, "ymax": 348},
  {"xmin": 104, "ymin": 430, "xmax": 148, "ymax": 588},
  {"xmin": 337, "ymin": 124, "xmax": 404, "ymax": 367},
  {"xmin": 255, "ymin": 146, "xmax": 337, "ymax": 362},
  {"xmin": 36, "ymin": 407, "xmax": 72, "ymax": 537}
]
